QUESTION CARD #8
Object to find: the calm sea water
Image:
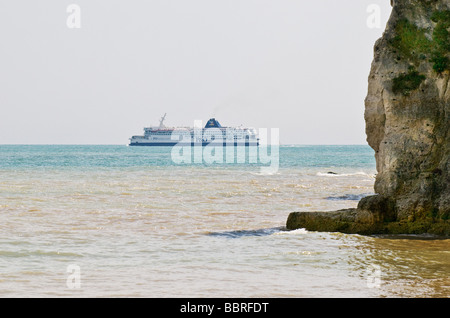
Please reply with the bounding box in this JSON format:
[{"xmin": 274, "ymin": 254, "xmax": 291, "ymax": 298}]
[{"xmin": 0, "ymin": 145, "xmax": 448, "ymax": 297}]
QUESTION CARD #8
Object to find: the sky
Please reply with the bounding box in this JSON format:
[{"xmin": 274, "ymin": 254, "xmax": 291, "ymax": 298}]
[{"xmin": 0, "ymin": 0, "xmax": 392, "ymax": 145}]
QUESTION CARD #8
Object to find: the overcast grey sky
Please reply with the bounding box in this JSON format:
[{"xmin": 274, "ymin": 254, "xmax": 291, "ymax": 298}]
[{"xmin": 0, "ymin": 0, "xmax": 391, "ymax": 145}]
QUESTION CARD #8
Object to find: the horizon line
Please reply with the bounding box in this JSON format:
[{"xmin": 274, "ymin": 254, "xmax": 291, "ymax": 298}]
[{"xmin": 0, "ymin": 143, "xmax": 371, "ymax": 146}]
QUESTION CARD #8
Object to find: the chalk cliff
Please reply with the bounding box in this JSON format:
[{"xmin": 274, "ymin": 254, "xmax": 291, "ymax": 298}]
[{"xmin": 287, "ymin": 0, "xmax": 450, "ymax": 235}]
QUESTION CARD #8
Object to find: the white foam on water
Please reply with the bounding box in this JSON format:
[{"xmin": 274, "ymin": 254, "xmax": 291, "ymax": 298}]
[
  {"xmin": 272, "ymin": 228, "xmax": 309, "ymax": 236},
  {"xmin": 316, "ymin": 171, "xmax": 375, "ymax": 178}
]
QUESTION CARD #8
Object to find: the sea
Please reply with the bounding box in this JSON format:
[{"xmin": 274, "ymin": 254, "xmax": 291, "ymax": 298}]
[{"xmin": 0, "ymin": 144, "xmax": 448, "ymax": 298}]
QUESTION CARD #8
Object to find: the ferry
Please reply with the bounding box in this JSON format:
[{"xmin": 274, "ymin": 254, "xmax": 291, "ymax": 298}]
[{"xmin": 129, "ymin": 114, "xmax": 259, "ymax": 146}]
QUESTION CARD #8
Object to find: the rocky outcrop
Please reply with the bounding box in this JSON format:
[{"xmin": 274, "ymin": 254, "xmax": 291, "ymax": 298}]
[{"xmin": 287, "ymin": 0, "xmax": 450, "ymax": 236}]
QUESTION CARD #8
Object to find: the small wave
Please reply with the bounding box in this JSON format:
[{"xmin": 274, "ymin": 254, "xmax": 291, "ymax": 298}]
[
  {"xmin": 326, "ymin": 193, "xmax": 372, "ymax": 201},
  {"xmin": 282, "ymin": 250, "xmax": 321, "ymax": 256},
  {"xmin": 373, "ymin": 233, "xmax": 448, "ymax": 240},
  {"xmin": 249, "ymin": 171, "xmax": 280, "ymax": 176},
  {"xmin": 317, "ymin": 171, "xmax": 374, "ymax": 177},
  {"xmin": 206, "ymin": 227, "xmax": 284, "ymax": 238},
  {"xmin": 0, "ymin": 250, "xmax": 83, "ymax": 258},
  {"xmin": 272, "ymin": 228, "xmax": 309, "ymax": 236}
]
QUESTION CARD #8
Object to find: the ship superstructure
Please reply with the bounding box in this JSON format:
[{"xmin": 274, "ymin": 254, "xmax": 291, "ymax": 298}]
[{"xmin": 129, "ymin": 114, "xmax": 259, "ymax": 146}]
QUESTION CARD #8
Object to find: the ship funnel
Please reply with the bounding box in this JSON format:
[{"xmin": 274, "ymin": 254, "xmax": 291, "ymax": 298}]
[{"xmin": 205, "ymin": 118, "xmax": 222, "ymax": 128}]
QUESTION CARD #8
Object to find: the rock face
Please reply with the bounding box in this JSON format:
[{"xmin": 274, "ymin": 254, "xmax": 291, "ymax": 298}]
[{"xmin": 287, "ymin": 0, "xmax": 450, "ymax": 235}]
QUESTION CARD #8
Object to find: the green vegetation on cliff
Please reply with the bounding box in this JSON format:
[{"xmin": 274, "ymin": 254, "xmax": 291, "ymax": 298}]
[
  {"xmin": 431, "ymin": 10, "xmax": 450, "ymax": 73},
  {"xmin": 390, "ymin": 19, "xmax": 432, "ymax": 60},
  {"xmin": 392, "ymin": 68, "xmax": 426, "ymax": 95},
  {"xmin": 390, "ymin": 9, "xmax": 450, "ymax": 78}
]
